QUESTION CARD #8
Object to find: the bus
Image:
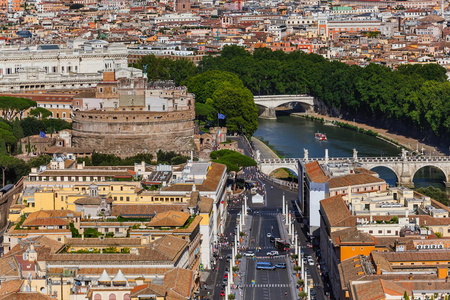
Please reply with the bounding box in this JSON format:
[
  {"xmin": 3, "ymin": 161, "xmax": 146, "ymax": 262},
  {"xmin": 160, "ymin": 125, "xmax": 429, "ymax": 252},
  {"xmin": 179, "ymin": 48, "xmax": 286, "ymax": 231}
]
[
  {"xmin": 274, "ymin": 240, "xmax": 290, "ymax": 251},
  {"xmin": 256, "ymin": 262, "xmax": 276, "ymax": 270}
]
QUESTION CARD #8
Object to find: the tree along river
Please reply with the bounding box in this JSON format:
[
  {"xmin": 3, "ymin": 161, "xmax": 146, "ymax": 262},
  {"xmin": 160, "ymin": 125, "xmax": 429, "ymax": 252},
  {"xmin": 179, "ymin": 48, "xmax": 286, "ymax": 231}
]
[{"xmin": 255, "ymin": 115, "xmax": 447, "ymax": 190}]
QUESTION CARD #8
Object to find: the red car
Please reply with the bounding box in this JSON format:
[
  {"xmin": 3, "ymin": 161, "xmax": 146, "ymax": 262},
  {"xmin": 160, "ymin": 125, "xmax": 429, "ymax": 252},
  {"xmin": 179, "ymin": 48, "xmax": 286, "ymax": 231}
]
[
  {"xmin": 224, "ymin": 273, "xmax": 228, "ymax": 279},
  {"xmin": 220, "ymin": 290, "xmax": 225, "ymax": 297}
]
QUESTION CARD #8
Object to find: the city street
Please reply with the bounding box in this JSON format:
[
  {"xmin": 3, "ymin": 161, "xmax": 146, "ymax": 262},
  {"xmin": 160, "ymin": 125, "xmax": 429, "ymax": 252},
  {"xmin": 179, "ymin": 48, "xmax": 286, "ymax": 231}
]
[{"xmin": 204, "ymin": 162, "xmax": 328, "ymax": 300}]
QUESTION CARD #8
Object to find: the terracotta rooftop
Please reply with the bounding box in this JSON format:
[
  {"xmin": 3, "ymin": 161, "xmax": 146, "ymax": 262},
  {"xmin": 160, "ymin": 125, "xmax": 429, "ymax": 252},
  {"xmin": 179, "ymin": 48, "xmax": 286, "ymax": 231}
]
[
  {"xmin": 0, "ymin": 279, "xmax": 24, "ymax": 297},
  {"xmin": 328, "ymin": 174, "xmax": 384, "ymax": 189},
  {"xmin": 149, "ymin": 210, "xmax": 191, "ymax": 227},
  {"xmin": 331, "ymin": 228, "xmax": 377, "ymax": 246},
  {"xmin": 112, "ymin": 203, "xmax": 186, "ymax": 217},
  {"xmin": 198, "ymin": 196, "xmax": 213, "ymax": 213},
  {"xmin": 164, "ymin": 268, "xmax": 194, "ymax": 299},
  {"xmin": 304, "ymin": 161, "xmax": 329, "ymax": 183},
  {"xmin": 320, "ymin": 195, "xmax": 351, "ymax": 227},
  {"xmin": 74, "ymin": 196, "xmax": 113, "ymax": 205}
]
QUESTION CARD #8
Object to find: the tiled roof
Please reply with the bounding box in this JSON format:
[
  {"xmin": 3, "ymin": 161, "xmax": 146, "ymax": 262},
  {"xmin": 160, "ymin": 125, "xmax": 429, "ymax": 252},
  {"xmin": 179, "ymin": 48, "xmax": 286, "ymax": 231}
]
[
  {"xmin": 112, "ymin": 203, "xmax": 186, "ymax": 217},
  {"xmin": 304, "ymin": 161, "xmax": 329, "ymax": 183},
  {"xmin": 148, "ymin": 211, "xmax": 190, "ymax": 227},
  {"xmin": 198, "ymin": 196, "xmax": 213, "ymax": 213},
  {"xmin": 0, "ymin": 279, "xmax": 24, "ymax": 296},
  {"xmin": 331, "ymin": 228, "xmax": 377, "ymax": 246},
  {"xmin": 22, "ymin": 218, "xmax": 69, "ymax": 227},
  {"xmin": 352, "ymin": 279, "xmax": 385, "ymax": 300},
  {"xmin": 164, "ymin": 268, "xmax": 194, "ymax": 299},
  {"xmin": 0, "ymin": 292, "xmax": 56, "ymax": 300},
  {"xmin": 131, "ymin": 283, "xmax": 167, "ymax": 297},
  {"xmin": 375, "ymin": 250, "xmax": 450, "ymax": 262},
  {"xmin": 74, "ymin": 196, "xmax": 113, "ymax": 205},
  {"xmin": 328, "ymin": 174, "xmax": 384, "ymax": 189},
  {"xmin": 320, "ymin": 195, "xmax": 351, "ymax": 227}
]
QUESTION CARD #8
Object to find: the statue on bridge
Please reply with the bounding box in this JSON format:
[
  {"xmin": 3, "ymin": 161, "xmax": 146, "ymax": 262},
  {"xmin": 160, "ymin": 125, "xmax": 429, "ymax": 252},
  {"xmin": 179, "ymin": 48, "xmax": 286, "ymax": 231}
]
[
  {"xmin": 401, "ymin": 148, "xmax": 408, "ymax": 160},
  {"xmin": 255, "ymin": 149, "xmax": 261, "ymax": 162},
  {"xmin": 353, "ymin": 148, "xmax": 358, "ymax": 162},
  {"xmin": 303, "ymin": 149, "xmax": 309, "ymax": 161}
]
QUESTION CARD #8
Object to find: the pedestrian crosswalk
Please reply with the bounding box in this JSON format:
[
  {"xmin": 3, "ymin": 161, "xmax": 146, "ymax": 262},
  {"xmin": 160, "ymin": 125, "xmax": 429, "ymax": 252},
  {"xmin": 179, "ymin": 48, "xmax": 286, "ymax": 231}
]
[
  {"xmin": 243, "ymin": 283, "xmax": 291, "ymax": 288},
  {"xmin": 215, "ymin": 283, "xmax": 291, "ymax": 288}
]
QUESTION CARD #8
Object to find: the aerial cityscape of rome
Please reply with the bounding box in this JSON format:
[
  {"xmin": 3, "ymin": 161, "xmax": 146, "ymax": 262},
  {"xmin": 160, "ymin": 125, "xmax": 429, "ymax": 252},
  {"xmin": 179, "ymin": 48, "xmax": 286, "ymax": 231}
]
[{"xmin": 0, "ymin": 0, "xmax": 449, "ymax": 298}]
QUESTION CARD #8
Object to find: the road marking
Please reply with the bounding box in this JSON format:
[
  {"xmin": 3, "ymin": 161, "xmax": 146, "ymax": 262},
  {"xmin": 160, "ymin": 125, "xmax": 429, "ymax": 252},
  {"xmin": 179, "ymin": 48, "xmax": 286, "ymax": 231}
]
[{"xmin": 242, "ymin": 284, "xmax": 291, "ymax": 288}]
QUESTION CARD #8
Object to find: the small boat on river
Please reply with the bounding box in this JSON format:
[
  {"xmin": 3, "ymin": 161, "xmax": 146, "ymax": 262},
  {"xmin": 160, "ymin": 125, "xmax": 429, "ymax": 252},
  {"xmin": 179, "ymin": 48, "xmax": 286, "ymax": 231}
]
[{"xmin": 315, "ymin": 132, "xmax": 327, "ymax": 141}]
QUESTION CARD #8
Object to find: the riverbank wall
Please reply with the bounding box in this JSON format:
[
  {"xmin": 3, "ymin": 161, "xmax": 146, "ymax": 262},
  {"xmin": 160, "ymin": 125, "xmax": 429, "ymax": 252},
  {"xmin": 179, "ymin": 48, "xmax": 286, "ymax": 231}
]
[{"xmin": 292, "ymin": 113, "xmax": 446, "ymax": 157}]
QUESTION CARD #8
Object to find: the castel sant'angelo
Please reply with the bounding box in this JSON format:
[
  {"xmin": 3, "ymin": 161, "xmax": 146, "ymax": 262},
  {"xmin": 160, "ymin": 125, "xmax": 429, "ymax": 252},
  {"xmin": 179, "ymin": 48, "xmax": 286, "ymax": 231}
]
[{"xmin": 72, "ymin": 71, "xmax": 195, "ymax": 156}]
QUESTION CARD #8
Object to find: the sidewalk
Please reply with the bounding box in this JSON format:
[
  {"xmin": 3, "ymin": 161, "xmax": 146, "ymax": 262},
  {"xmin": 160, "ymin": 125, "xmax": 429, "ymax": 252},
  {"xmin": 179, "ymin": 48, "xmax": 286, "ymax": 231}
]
[
  {"xmin": 277, "ymin": 213, "xmax": 298, "ymax": 300},
  {"xmin": 232, "ymin": 213, "xmax": 253, "ymax": 300}
]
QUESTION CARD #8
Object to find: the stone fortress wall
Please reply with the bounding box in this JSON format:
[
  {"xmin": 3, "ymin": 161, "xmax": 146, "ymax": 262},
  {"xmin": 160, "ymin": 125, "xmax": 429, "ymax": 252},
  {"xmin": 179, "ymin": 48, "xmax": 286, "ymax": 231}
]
[{"xmin": 72, "ymin": 108, "xmax": 195, "ymax": 156}]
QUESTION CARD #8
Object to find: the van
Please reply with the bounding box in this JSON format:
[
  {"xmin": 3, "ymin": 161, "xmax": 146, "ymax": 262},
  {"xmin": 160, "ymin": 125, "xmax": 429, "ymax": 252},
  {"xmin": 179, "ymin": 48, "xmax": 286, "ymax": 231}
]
[{"xmin": 256, "ymin": 262, "xmax": 276, "ymax": 270}]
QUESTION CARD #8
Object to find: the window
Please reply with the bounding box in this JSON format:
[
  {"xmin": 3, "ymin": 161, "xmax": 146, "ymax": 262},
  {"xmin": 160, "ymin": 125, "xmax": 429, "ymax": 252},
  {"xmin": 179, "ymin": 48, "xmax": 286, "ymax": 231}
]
[
  {"xmin": 126, "ymin": 197, "xmax": 130, "ymax": 202},
  {"xmin": 99, "ymin": 87, "xmax": 103, "ymax": 93},
  {"xmin": 120, "ymin": 197, "xmax": 123, "ymax": 201},
  {"xmin": 369, "ymin": 230, "xmax": 373, "ymax": 234},
  {"xmin": 378, "ymin": 230, "xmax": 382, "ymax": 234},
  {"xmin": 387, "ymin": 230, "xmax": 391, "ymax": 234},
  {"xmin": 121, "ymin": 187, "xmax": 123, "ymax": 191}
]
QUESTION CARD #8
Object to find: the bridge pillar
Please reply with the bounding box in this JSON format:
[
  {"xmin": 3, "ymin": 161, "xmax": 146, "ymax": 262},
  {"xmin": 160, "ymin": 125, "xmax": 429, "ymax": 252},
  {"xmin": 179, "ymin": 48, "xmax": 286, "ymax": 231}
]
[
  {"xmin": 398, "ymin": 176, "xmax": 415, "ymax": 188},
  {"xmin": 259, "ymin": 107, "xmax": 277, "ymax": 119}
]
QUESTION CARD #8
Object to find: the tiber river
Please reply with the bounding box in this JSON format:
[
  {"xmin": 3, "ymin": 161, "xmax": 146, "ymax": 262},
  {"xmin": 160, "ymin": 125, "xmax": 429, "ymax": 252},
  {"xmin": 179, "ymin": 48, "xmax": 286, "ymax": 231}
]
[{"xmin": 255, "ymin": 115, "xmax": 447, "ymax": 191}]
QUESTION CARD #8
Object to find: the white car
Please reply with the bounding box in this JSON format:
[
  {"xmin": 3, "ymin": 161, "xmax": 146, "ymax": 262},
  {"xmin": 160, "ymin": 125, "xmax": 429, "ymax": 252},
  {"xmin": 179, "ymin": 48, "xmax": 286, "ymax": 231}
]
[
  {"xmin": 308, "ymin": 258, "xmax": 315, "ymax": 266},
  {"xmin": 243, "ymin": 251, "xmax": 255, "ymax": 257},
  {"xmin": 267, "ymin": 251, "xmax": 279, "ymax": 256},
  {"xmin": 267, "ymin": 233, "xmax": 272, "ymax": 238}
]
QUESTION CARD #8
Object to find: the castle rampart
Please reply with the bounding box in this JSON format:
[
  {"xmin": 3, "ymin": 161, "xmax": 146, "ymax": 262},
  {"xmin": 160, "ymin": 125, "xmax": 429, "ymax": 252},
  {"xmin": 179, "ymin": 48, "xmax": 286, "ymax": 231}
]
[{"xmin": 72, "ymin": 109, "xmax": 195, "ymax": 156}]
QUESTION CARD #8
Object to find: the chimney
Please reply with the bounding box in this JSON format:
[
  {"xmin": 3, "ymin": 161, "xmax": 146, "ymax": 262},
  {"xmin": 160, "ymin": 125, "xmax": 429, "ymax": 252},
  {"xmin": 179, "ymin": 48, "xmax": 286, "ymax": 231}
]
[
  {"xmin": 376, "ymin": 264, "xmax": 381, "ymax": 275},
  {"xmin": 325, "ymin": 149, "xmax": 329, "ymax": 165}
]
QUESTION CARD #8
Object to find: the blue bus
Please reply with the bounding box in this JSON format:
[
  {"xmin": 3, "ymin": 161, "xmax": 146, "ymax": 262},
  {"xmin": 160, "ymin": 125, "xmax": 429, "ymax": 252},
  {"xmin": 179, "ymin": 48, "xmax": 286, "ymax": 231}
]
[{"xmin": 256, "ymin": 262, "xmax": 276, "ymax": 270}]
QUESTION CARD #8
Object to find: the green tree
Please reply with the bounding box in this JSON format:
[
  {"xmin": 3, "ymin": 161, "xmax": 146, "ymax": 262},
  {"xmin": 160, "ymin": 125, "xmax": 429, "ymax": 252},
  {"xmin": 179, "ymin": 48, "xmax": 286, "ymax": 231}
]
[
  {"xmin": 416, "ymin": 186, "xmax": 449, "ymax": 205},
  {"xmin": 210, "ymin": 150, "xmax": 256, "ymax": 172},
  {"xmin": 28, "ymin": 155, "xmax": 52, "ymax": 168},
  {"xmin": 0, "ymin": 96, "xmax": 36, "ymax": 121},
  {"xmin": 210, "ymin": 81, "xmax": 258, "ymax": 136},
  {"xmin": 404, "ymin": 291, "xmax": 410, "ymax": 300},
  {"xmin": 0, "ymin": 154, "xmax": 15, "ymax": 186},
  {"xmin": 195, "ymin": 102, "xmax": 216, "ymax": 121},
  {"xmin": 298, "ymin": 291, "xmax": 308, "ymax": 299},
  {"xmin": 29, "ymin": 107, "xmax": 52, "ymax": 119},
  {"xmin": 186, "ymin": 70, "xmax": 244, "ymax": 104}
]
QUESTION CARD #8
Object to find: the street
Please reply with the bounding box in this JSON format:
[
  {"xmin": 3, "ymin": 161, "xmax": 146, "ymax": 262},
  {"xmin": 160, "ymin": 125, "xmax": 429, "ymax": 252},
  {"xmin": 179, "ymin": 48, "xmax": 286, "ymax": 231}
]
[{"xmin": 204, "ymin": 161, "xmax": 329, "ymax": 300}]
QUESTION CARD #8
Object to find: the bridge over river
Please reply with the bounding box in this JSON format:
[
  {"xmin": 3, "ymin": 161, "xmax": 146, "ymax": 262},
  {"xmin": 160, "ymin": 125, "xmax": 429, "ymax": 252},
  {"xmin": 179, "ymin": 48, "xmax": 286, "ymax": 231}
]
[
  {"xmin": 258, "ymin": 150, "xmax": 450, "ymax": 187},
  {"xmin": 254, "ymin": 95, "xmax": 315, "ymax": 119}
]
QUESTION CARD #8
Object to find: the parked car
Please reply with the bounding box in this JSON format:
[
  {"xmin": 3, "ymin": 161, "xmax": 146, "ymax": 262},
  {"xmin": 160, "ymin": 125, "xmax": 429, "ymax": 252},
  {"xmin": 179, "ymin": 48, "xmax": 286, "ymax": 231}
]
[
  {"xmin": 220, "ymin": 290, "xmax": 225, "ymax": 297},
  {"xmin": 308, "ymin": 258, "xmax": 315, "ymax": 266},
  {"xmin": 275, "ymin": 263, "xmax": 287, "ymax": 269},
  {"xmin": 267, "ymin": 250, "xmax": 279, "ymax": 256},
  {"xmin": 226, "ymin": 254, "xmax": 232, "ymax": 261},
  {"xmin": 224, "ymin": 273, "xmax": 228, "ymax": 279},
  {"xmin": 243, "ymin": 251, "xmax": 255, "ymax": 257}
]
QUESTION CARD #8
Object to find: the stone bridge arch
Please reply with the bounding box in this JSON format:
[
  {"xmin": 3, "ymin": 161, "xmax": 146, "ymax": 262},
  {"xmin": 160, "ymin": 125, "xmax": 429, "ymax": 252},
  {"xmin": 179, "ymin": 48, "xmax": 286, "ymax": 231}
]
[
  {"xmin": 254, "ymin": 95, "xmax": 315, "ymax": 119},
  {"xmin": 367, "ymin": 165, "xmax": 401, "ymax": 185},
  {"xmin": 411, "ymin": 164, "xmax": 449, "ymax": 184}
]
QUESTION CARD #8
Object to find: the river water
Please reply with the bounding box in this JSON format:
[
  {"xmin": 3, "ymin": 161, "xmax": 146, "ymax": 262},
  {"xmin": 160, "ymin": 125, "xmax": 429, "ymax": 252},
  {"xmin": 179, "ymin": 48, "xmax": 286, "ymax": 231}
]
[{"xmin": 255, "ymin": 115, "xmax": 447, "ymax": 190}]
